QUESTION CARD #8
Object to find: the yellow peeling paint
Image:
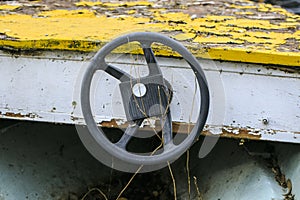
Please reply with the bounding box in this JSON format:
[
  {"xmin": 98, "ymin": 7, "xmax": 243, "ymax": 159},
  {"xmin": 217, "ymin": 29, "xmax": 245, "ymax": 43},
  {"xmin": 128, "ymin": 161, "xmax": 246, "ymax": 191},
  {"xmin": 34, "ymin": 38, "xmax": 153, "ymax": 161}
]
[
  {"xmin": 0, "ymin": 13, "xmax": 152, "ymax": 42},
  {"xmin": 229, "ymin": 5, "xmax": 257, "ymax": 9},
  {"xmin": 75, "ymin": 1, "xmax": 153, "ymax": 7},
  {"xmin": 293, "ymin": 30, "xmax": 300, "ymax": 38},
  {"xmin": 257, "ymin": 4, "xmax": 270, "ymax": 12},
  {"xmin": 194, "ymin": 36, "xmax": 244, "ymax": 44},
  {"xmin": 0, "ymin": 4, "xmax": 20, "ymax": 11},
  {"xmin": 234, "ymin": 11, "xmax": 254, "ymax": 15},
  {"xmin": 205, "ymin": 15, "xmax": 236, "ymax": 22},
  {"xmin": 0, "ymin": 1, "xmax": 299, "ymax": 67},
  {"xmin": 154, "ymin": 12, "xmax": 192, "ymax": 23},
  {"xmin": 204, "ymin": 47, "xmax": 300, "ymax": 66},
  {"xmin": 38, "ymin": 9, "xmax": 95, "ymax": 17},
  {"xmin": 230, "ymin": 31, "xmax": 291, "ymax": 45},
  {"xmin": 75, "ymin": 2, "xmax": 102, "ymax": 7},
  {"xmin": 226, "ymin": 18, "xmax": 290, "ymax": 30},
  {"xmin": 173, "ymin": 33, "xmax": 195, "ymax": 41},
  {"xmin": 127, "ymin": 10, "xmax": 136, "ymax": 15}
]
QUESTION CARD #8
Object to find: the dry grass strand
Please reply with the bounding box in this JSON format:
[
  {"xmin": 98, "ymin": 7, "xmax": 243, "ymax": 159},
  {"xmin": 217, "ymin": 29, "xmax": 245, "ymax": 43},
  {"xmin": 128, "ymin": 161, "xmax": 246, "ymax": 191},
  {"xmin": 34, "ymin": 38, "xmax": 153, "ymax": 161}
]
[{"xmin": 81, "ymin": 187, "xmax": 108, "ymax": 200}]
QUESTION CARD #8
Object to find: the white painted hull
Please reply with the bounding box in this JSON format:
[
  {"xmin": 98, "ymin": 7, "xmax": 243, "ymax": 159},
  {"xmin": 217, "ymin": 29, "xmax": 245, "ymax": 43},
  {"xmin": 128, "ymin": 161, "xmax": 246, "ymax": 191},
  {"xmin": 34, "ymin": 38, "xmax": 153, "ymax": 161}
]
[{"xmin": 0, "ymin": 50, "xmax": 299, "ymax": 143}]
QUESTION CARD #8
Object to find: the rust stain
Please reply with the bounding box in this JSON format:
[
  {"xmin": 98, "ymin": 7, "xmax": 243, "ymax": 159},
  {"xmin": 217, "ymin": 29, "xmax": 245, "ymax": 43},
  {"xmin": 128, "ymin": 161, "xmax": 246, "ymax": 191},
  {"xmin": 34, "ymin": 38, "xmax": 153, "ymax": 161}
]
[
  {"xmin": 100, "ymin": 120, "xmax": 196, "ymax": 133},
  {"xmin": 99, "ymin": 119, "xmax": 262, "ymax": 140},
  {"xmin": 100, "ymin": 119, "xmax": 121, "ymax": 128},
  {"xmin": 3, "ymin": 112, "xmax": 39, "ymax": 119}
]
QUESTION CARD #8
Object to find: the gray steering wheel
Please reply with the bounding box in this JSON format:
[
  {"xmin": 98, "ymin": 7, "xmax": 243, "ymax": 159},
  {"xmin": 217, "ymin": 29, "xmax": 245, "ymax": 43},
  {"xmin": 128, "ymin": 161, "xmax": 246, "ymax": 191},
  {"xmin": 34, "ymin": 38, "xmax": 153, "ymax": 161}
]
[{"xmin": 80, "ymin": 32, "xmax": 209, "ymax": 172}]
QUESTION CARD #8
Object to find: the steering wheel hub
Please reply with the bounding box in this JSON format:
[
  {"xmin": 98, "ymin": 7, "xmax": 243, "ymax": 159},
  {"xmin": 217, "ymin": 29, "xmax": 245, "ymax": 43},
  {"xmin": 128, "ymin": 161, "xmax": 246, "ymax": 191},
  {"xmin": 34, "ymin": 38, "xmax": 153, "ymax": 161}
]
[{"xmin": 119, "ymin": 74, "xmax": 170, "ymax": 121}]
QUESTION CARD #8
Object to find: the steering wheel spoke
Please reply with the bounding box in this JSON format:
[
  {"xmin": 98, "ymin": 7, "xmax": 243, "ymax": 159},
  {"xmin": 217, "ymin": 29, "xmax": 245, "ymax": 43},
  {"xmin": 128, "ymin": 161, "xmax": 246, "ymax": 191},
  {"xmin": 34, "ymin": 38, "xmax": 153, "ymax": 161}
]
[
  {"xmin": 142, "ymin": 46, "xmax": 162, "ymax": 76},
  {"xmin": 160, "ymin": 111, "xmax": 173, "ymax": 146},
  {"xmin": 101, "ymin": 63, "xmax": 132, "ymax": 82},
  {"xmin": 115, "ymin": 119, "xmax": 144, "ymax": 149}
]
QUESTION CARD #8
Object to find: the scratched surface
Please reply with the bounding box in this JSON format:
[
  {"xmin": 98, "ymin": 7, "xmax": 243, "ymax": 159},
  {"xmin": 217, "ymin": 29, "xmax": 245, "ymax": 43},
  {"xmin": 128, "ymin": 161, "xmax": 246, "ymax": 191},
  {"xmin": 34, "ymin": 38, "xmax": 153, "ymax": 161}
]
[{"xmin": 0, "ymin": 0, "xmax": 300, "ymax": 66}]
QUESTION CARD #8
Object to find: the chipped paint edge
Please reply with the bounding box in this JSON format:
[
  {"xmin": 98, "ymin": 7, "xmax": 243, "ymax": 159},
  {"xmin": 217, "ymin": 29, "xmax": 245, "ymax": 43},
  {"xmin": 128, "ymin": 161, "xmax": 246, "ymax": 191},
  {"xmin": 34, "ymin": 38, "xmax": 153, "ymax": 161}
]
[
  {"xmin": 2, "ymin": 111, "xmax": 299, "ymax": 143},
  {"xmin": 1, "ymin": 39, "xmax": 300, "ymax": 66}
]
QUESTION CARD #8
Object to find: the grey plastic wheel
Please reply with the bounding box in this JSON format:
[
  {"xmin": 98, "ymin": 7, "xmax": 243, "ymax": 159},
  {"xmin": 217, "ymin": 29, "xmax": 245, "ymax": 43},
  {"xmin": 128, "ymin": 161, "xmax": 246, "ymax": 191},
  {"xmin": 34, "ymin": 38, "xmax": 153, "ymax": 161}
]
[{"xmin": 79, "ymin": 32, "xmax": 209, "ymax": 172}]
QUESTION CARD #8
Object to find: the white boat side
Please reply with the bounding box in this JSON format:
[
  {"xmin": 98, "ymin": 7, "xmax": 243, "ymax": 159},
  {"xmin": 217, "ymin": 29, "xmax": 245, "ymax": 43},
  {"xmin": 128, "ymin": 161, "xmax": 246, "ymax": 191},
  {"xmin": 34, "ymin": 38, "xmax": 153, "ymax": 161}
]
[{"xmin": 1, "ymin": 50, "xmax": 299, "ymax": 143}]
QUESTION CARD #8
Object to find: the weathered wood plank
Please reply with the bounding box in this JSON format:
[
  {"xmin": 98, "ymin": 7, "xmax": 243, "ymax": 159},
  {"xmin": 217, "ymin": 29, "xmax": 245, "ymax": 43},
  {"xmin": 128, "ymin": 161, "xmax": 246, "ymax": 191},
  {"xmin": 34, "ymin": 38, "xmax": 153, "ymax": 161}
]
[{"xmin": 0, "ymin": 0, "xmax": 299, "ymax": 66}]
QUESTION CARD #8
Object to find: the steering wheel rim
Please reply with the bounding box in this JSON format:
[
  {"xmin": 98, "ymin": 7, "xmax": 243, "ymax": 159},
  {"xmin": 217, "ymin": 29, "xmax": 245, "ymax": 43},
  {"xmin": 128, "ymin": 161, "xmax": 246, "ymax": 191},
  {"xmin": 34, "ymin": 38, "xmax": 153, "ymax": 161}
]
[{"xmin": 80, "ymin": 32, "xmax": 209, "ymax": 168}]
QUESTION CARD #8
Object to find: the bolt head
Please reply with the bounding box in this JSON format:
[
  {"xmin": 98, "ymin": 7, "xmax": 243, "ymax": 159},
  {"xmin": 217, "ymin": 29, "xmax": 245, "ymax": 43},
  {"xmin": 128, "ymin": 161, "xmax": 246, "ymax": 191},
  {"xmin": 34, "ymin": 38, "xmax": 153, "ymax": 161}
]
[
  {"xmin": 262, "ymin": 118, "xmax": 269, "ymax": 125},
  {"xmin": 132, "ymin": 83, "xmax": 147, "ymax": 97}
]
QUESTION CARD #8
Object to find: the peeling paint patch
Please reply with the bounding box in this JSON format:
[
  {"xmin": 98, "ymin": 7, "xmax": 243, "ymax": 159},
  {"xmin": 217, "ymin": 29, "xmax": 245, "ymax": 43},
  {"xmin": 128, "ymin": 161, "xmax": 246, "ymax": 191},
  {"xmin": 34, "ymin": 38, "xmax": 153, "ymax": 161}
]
[
  {"xmin": 0, "ymin": 4, "xmax": 21, "ymax": 11},
  {"xmin": 96, "ymin": 118, "xmax": 300, "ymax": 143},
  {"xmin": 38, "ymin": 9, "xmax": 96, "ymax": 18},
  {"xmin": 99, "ymin": 119, "xmax": 119, "ymax": 128},
  {"xmin": 115, "ymin": 119, "xmax": 127, "ymax": 126},
  {"xmin": 3, "ymin": 112, "xmax": 40, "ymax": 119},
  {"xmin": 204, "ymin": 126, "xmax": 262, "ymax": 140},
  {"xmin": 172, "ymin": 33, "xmax": 196, "ymax": 41},
  {"xmin": 0, "ymin": 0, "xmax": 299, "ymax": 66},
  {"xmin": 75, "ymin": 1, "xmax": 153, "ymax": 8}
]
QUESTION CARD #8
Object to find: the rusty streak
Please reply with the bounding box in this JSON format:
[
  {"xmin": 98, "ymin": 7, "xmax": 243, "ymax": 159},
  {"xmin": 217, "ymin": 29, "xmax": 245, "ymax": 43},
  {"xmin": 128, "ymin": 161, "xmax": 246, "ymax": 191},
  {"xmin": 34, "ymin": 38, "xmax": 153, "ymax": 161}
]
[
  {"xmin": 3, "ymin": 112, "xmax": 39, "ymax": 119},
  {"xmin": 99, "ymin": 119, "xmax": 262, "ymax": 140}
]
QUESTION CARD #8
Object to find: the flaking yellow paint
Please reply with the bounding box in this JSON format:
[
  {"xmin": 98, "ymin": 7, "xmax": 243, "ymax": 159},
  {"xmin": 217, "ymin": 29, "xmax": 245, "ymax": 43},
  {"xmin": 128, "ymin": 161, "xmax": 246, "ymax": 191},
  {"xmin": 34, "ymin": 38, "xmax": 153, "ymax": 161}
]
[
  {"xmin": 0, "ymin": 1, "xmax": 299, "ymax": 67},
  {"xmin": 75, "ymin": 1, "xmax": 153, "ymax": 7},
  {"xmin": 234, "ymin": 11, "xmax": 254, "ymax": 15},
  {"xmin": 38, "ymin": 9, "xmax": 96, "ymax": 18},
  {"xmin": 173, "ymin": 33, "xmax": 195, "ymax": 41},
  {"xmin": 0, "ymin": 4, "xmax": 20, "ymax": 11},
  {"xmin": 193, "ymin": 36, "xmax": 243, "ymax": 44},
  {"xmin": 205, "ymin": 47, "xmax": 300, "ymax": 66}
]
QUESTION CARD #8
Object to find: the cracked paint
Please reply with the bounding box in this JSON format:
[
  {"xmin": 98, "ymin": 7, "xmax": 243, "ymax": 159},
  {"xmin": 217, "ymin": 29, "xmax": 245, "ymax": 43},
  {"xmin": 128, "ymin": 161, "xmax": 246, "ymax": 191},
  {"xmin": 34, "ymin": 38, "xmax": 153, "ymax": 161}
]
[
  {"xmin": 75, "ymin": 1, "xmax": 153, "ymax": 8},
  {"xmin": 98, "ymin": 118, "xmax": 298, "ymax": 142},
  {"xmin": 0, "ymin": 0, "xmax": 299, "ymax": 66},
  {"xmin": 0, "ymin": 4, "xmax": 21, "ymax": 11}
]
